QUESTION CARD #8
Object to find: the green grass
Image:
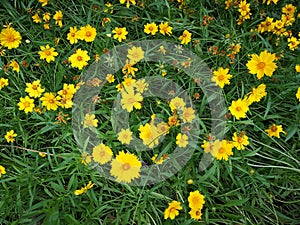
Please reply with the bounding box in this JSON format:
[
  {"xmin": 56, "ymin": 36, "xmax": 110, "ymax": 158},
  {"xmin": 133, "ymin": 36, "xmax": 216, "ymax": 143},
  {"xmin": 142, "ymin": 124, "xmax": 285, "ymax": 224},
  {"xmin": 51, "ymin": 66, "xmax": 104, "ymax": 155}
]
[{"xmin": 0, "ymin": 0, "xmax": 299, "ymax": 224}]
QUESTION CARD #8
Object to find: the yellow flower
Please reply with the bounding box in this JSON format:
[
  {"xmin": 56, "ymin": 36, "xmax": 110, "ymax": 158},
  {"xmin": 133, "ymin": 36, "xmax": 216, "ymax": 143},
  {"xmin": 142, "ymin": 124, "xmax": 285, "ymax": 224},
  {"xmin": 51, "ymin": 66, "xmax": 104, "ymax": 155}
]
[
  {"xmin": 92, "ymin": 143, "xmax": 113, "ymax": 165},
  {"xmin": 83, "ymin": 113, "xmax": 98, "ymax": 128},
  {"xmin": 38, "ymin": 0, "xmax": 48, "ymax": 6},
  {"xmin": 265, "ymin": 124, "xmax": 286, "ymax": 138},
  {"xmin": 122, "ymin": 77, "xmax": 136, "ymax": 90},
  {"xmin": 164, "ymin": 200, "xmax": 182, "ymax": 220},
  {"xmin": 81, "ymin": 152, "xmax": 92, "ymax": 165},
  {"xmin": 59, "ymin": 97, "xmax": 73, "ymax": 109},
  {"xmin": 122, "ymin": 60, "xmax": 138, "ymax": 77},
  {"xmin": 287, "ymin": 37, "xmax": 300, "ymax": 51},
  {"xmin": 112, "ymin": 27, "xmax": 128, "ymax": 42},
  {"xmin": 262, "ymin": 0, "xmax": 279, "ymax": 5},
  {"xmin": 120, "ymin": 0, "xmax": 136, "ymax": 8},
  {"xmin": 144, "ymin": 22, "xmax": 158, "ymax": 35},
  {"xmin": 17, "ymin": 96, "xmax": 35, "ymax": 114},
  {"xmin": 211, "ymin": 139, "xmax": 234, "ymax": 161},
  {"xmin": 159, "ymin": 22, "xmax": 172, "ymax": 36},
  {"xmin": 134, "ymin": 79, "xmax": 148, "ymax": 93},
  {"xmin": 282, "ymin": 4, "xmax": 297, "ymax": 16},
  {"xmin": 139, "ymin": 123, "xmax": 160, "ymax": 148},
  {"xmin": 156, "ymin": 121, "xmax": 169, "ymax": 135},
  {"xmin": 246, "ymin": 50, "xmax": 278, "ymax": 79},
  {"xmin": 0, "ymin": 27, "xmax": 22, "ymax": 49},
  {"xmin": 246, "ymin": 83, "xmax": 267, "ymax": 104},
  {"xmin": 9, "ymin": 60, "xmax": 20, "ymax": 73},
  {"xmin": 117, "ymin": 128, "xmax": 133, "ymax": 145},
  {"xmin": 4, "ymin": 130, "xmax": 17, "ymax": 143},
  {"xmin": 67, "ymin": 26, "xmax": 80, "ymax": 44},
  {"xmin": 151, "ymin": 154, "xmax": 164, "ymax": 164},
  {"xmin": 39, "ymin": 152, "xmax": 46, "ymax": 157},
  {"xmin": 179, "ymin": 30, "xmax": 192, "ymax": 45},
  {"xmin": 32, "ymin": 13, "xmax": 41, "ymax": 23},
  {"xmin": 38, "ymin": 45, "xmax": 58, "ymax": 63},
  {"xmin": 0, "ymin": 165, "xmax": 6, "ymax": 177},
  {"xmin": 238, "ymin": 0, "xmax": 251, "ymax": 17},
  {"xmin": 211, "ymin": 67, "xmax": 232, "ymax": 88},
  {"xmin": 57, "ymin": 83, "xmax": 76, "ymax": 99},
  {"xmin": 110, "ymin": 151, "xmax": 142, "ymax": 183},
  {"xmin": 169, "ymin": 96, "xmax": 185, "ymax": 112},
  {"xmin": 295, "ymin": 65, "xmax": 300, "ymax": 72},
  {"xmin": 229, "ymin": 98, "xmax": 249, "ymax": 120},
  {"xmin": 53, "ymin": 10, "xmax": 63, "ymax": 28},
  {"xmin": 40, "ymin": 92, "xmax": 61, "ymax": 111},
  {"xmin": 232, "ymin": 132, "xmax": 249, "ymax": 150},
  {"xmin": 120, "ymin": 88, "xmax": 143, "ymax": 112},
  {"xmin": 181, "ymin": 107, "xmax": 195, "ymax": 123},
  {"xmin": 78, "ymin": 24, "xmax": 97, "ymax": 42},
  {"xmin": 176, "ymin": 133, "xmax": 188, "ymax": 148},
  {"xmin": 68, "ymin": 49, "xmax": 90, "ymax": 70},
  {"xmin": 25, "ymin": 80, "xmax": 45, "ymax": 98},
  {"xmin": 74, "ymin": 181, "xmax": 94, "ymax": 195},
  {"xmin": 296, "ymin": 87, "xmax": 300, "ymax": 101},
  {"xmin": 189, "ymin": 208, "xmax": 203, "ymax": 220},
  {"xmin": 43, "ymin": 12, "xmax": 51, "ymax": 22},
  {"xmin": 0, "ymin": 77, "xmax": 9, "ymax": 90},
  {"xmin": 168, "ymin": 114, "xmax": 179, "ymax": 127},
  {"xmin": 127, "ymin": 46, "xmax": 144, "ymax": 64},
  {"xmin": 106, "ymin": 74, "xmax": 115, "ymax": 83}
]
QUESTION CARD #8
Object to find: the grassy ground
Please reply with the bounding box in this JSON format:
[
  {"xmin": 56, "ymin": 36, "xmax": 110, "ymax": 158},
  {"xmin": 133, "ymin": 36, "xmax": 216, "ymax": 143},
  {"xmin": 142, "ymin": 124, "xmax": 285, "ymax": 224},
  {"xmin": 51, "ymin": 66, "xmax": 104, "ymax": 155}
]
[{"xmin": 0, "ymin": 0, "xmax": 299, "ymax": 224}]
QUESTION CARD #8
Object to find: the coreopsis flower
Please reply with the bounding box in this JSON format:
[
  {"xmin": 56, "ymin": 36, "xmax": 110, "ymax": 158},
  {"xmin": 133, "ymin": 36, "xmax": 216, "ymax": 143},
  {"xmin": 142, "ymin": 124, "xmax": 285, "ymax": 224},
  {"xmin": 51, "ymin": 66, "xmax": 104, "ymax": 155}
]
[
  {"xmin": 211, "ymin": 67, "xmax": 232, "ymax": 88},
  {"xmin": 179, "ymin": 30, "xmax": 192, "ymax": 44},
  {"xmin": 122, "ymin": 77, "xmax": 136, "ymax": 90},
  {"xmin": 25, "ymin": 80, "xmax": 45, "ymax": 98},
  {"xmin": 181, "ymin": 107, "xmax": 195, "ymax": 123},
  {"xmin": 287, "ymin": 37, "xmax": 300, "ymax": 51},
  {"xmin": 151, "ymin": 154, "xmax": 164, "ymax": 164},
  {"xmin": 0, "ymin": 165, "xmax": 6, "ymax": 178},
  {"xmin": 176, "ymin": 133, "xmax": 188, "ymax": 147},
  {"xmin": 81, "ymin": 152, "xmax": 92, "ymax": 165},
  {"xmin": 156, "ymin": 121, "xmax": 169, "ymax": 135},
  {"xmin": 127, "ymin": 46, "xmax": 144, "ymax": 64},
  {"xmin": 68, "ymin": 49, "xmax": 90, "ymax": 70},
  {"xmin": 169, "ymin": 96, "xmax": 185, "ymax": 112},
  {"xmin": 0, "ymin": 26, "xmax": 22, "ymax": 49},
  {"xmin": 120, "ymin": 88, "xmax": 143, "ymax": 112},
  {"xmin": 134, "ymin": 79, "xmax": 148, "ymax": 93},
  {"xmin": 229, "ymin": 98, "xmax": 249, "ymax": 120},
  {"xmin": 17, "ymin": 96, "xmax": 35, "ymax": 114},
  {"xmin": 38, "ymin": 45, "xmax": 58, "ymax": 63},
  {"xmin": 246, "ymin": 83, "xmax": 267, "ymax": 104},
  {"xmin": 122, "ymin": 60, "xmax": 138, "ymax": 77},
  {"xmin": 9, "ymin": 60, "xmax": 20, "ymax": 73},
  {"xmin": 246, "ymin": 50, "xmax": 278, "ymax": 79},
  {"xmin": 296, "ymin": 87, "xmax": 300, "ymax": 101},
  {"xmin": 74, "ymin": 181, "xmax": 94, "ymax": 195},
  {"xmin": 164, "ymin": 201, "xmax": 182, "ymax": 220},
  {"xmin": 106, "ymin": 74, "xmax": 115, "ymax": 83},
  {"xmin": 189, "ymin": 208, "xmax": 203, "ymax": 220},
  {"xmin": 265, "ymin": 124, "xmax": 286, "ymax": 138},
  {"xmin": 112, "ymin": 27, "xmax": 128, "ymax": 42},
  {"xmin": 159, "ymin": 22, "xmax": 172, "ymax": 36},
  {"xmin": 168, "ymin": 114, "xmax": 179, "ymax": 127},
  {"xmin": 295, "ymin": 65, "xmax": 300, "ymax": 72},
  {"xmin": 67, "ymin": 26, "xmax": 80, "ymax": 44},
  {"xmin": 282, "ymin": 4, "xmax": 297, "ymax": 16},
  {"xmin": 232, "ymin": 132, "xmax": 249, "ymax": 150},
  {"xmin": 110, "ymin": 151, "xmax": 142, "ymax": 183},
  {"xmin": 4, "ymin": 130, "xmax": 17, "ymax": 143},
  {"xmin": 211, "ymin": 139, "xmax": 234, "ymax": 161},
  {"xmin": 32, "ymin": 13, "xmax": 41, "ymax": 23},
  {"xmin": 117, "ymin": 128, "xmax": 133, "ymax": 145},
  {"xmin": 78, "ymin": 24, "xmax": 97, "ymax": 42},
  {"xmin": 83, "ymin": 113, "xmax": 98, "ymax": 128},
  {"xmin": 57, "ymin": 83, "xmax": 76, "ymax": 99},
  {"xmin": 262, "ymin": 0, "xmax": 279, "ymax": 5},
  {"xmin": 38, "ymin": 0, "xmax": 48, "ymax": 6},
  {"xmin": 144, "ymin": 22, "xmax": 158, "ymax": 35},
  {"xmin": 139, "ymin": 123, "xmax": 160, "ymax": 148},
  {"xmin": 40, "ymin": 92, "xmax": 61, "ymax": 110},
  {"xmin": 238, "ymin": 0, "xmax": 251, "ymax": 17},
  {"xmin": 119, "ymin": 0, "xmax": 136, "ymax": 8},
  {"xmin": 42, "ymin": 12, "xmax": 51, "ymax": 22},
  {"xmin": 0, "ymin": 77, "xmax": 9, "ymax": 90},
  {"xmin": 92, "ymin": 143, "xmax": 113, "ymax": 165},
  {"xmin": 281, "ymin": 14, "xmax": 295, "ymax": 26},
  {"xmin": 59, "ymin": 97, "xmax": 73, "ymax": 109},
  {"xmin": 188, "ymin": 190, "xmax": 205, "ymax": 209},
  {"xmin": 53, "ymin": 10, "xmax": 63, "ymax": 27}
]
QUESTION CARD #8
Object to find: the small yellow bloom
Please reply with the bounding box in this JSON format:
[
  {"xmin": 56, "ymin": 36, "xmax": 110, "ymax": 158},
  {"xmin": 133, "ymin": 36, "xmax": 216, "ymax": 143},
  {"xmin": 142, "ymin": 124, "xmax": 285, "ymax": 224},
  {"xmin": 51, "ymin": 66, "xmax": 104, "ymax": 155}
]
[
  {"xmin": 38, "ymin": 45, "xmax": 58, "ymax": 63},
  {"xmin": 188, "ymin": 190, "xmax": 205, "ymax": 209},
  {"xmin": 68, "ymin": 49, "xmax": 90, "ymax": 70},
  {"xmin": 229, "ymin": 98, "xmax": 249, "ymax": 120},
  {"xmin": 120, "ymin": 0, "xmax": 136, "ymax": 8},
  {"xmin": 38, "ymin": 0, "xmax": 48, "ymax": 7},
  {"xmin": 0, "ymin": 77, "xmax": 9, "ymax": 90},
  {"xmin": 106, "ymin": 74, "xmax": 115, "ymax": 83},
  {"xmin": 159, "ymin": 22, "xmax": 172, "ymax": 36},
  {"xmin": 296, "ymin": 87, "xmax": 300, "ymax": 101},
  {"xmin": 212, "ymin": 67, "xmax": 232, "ymax": 88},
  {"xmin": 83, "ymin": 113, "xmax": 98, "ymax": 128},
  {"xmin": 92, "ymin": 143, "xmax": 113, "ymax": 165},
  {"xmin": 53, "ymin": 10, "xmax": 63, "ymax": 27},
  {"xmin": 78, "ymin": 24, "xmax": 97, "ymax": 42},
  {"xmin": 112, "ymin": 27, "xmax": 128, "ymax": 42},
  {"xmin": 179, "ymin": 30, "xmax": 192, "ymax": 45},
  {"xmin": 17, "ymin": 96, "xmax": 35, "ymax": 114},
  {"xmin": 25, "ymin": 80, "xmax": 45, "ymax": 98},
  {"xmin": 74, "ymin": 181, "xmax": 94, "ymax": 195},
  {"xmin": 265, "ymin": 124, "xmax": 286, "ymax": 138},
  {"xmin": 164, "ymin": 200, "xmax": 182, "ymax": 220},
  {"xmin": 32, "ymin": 13, "xmax": 41, "ymax": 23},
  {"xmin": 117, "ymin": 128, "xmax": 133, "ymax": 145},
  {"xmin": 9, "ymin": 60, "xmax": 20, "ymax": 73},
  {"xmin": 67, "ymin": 26, "xmax": 80, "ymax": 44},
  {"xmin": 144, "ymin": 22, "xmax": 158, "ymax": 35},
  {"xmin": 4, "ymin": 130, "xmax": 17, "ymax": 143},
  {"xmin": 0, "ymin": 165, "xmax": 6, "ymax": 177},
  {"xmin": 176, "ymin": 133, "xmax": 188, "ymax": 148},
  {"xmin": 40, "ymin": 92, "xmax": 61, "ymax": 111},
  {"xmin": 0, "ymin": 26, "xmax": 22, "ymax": 49}
]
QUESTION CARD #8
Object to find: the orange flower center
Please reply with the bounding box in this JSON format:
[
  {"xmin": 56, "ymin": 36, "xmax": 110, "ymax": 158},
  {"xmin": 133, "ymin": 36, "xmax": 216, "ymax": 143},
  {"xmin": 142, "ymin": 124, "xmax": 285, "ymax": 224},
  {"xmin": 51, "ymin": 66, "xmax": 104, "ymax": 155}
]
[
  {"xmin": 257, "ymin": 62, "xmax": 266, "ymax": 69},
  {"xmin": 71, "ymin": 33, "xmax": 75, "ymax": 37},
  {"xmin": 45, "ymin": 50, "xmax": 51, "ymax": 56},
  {"xmin": 218, "ymin": 75, "xmax": 225, "ymax": 80},
  {"xmin": 219, "ymin": 147, "xmax": 225, "ymax": 153},
  {"xmin": 266, "ymin": 22, "xmax": 271, "ymax": 26},
  {"xmin": 237, "ymin": 137, "xmax": 243, "ymax": 143},
  {"xmin": 236, "ymin": 106, "xmax": 242, "ymax": 111},
  {"xmin": 122, "ymin": 163, "xmax": 131, "ymax": 171},
  {"xmin": 7, "ymin": 35, "xmax": 15, "ymax": 42},
  {"xmin": 62, "ymin": 90, "xmax": 68, "ymax": 95},
  {"xmin": 49, "ymin": 99, "xmax": 54, "ymax": 104},
  {"xmin": 77, "ymin": 56, "xmax": 83, "ymax": 61},
  {"xmin": 196, "ymin": 210, "xmax": 201, "ymax": 216},
  {"xmin": 32, "ymin": 85, "xmax": 37, "ymax": 90},
  {"xmin": 271, "ymin": 126, "xmax": 277, "ymax": 132},
  {"xmin": 24, "ymin": 102, "xmax": 30, "ymax": 107},
  {"xmin": 61, "ymin": 98, "xmax": 66, "ymax": 104},
  {"xmin": 148, "ymin": 26, "xmax": 153, "ymax": 31},
  {"xmin": 116, "ymin": 29, "xmax": 122, "ymax": 35},
  {"xmin": 99, "ymin": 151, "xmax": 106, "ymax": 157},
  {"xmin": 86, "ymin": 31, "xmax": 92, "ymax": 37}
]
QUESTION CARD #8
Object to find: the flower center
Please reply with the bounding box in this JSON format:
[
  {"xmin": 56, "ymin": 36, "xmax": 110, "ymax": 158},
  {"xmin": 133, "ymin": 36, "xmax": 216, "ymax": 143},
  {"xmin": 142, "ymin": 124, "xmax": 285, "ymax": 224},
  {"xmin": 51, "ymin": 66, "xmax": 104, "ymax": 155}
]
[
  {"xmin": 86, "ymin": 31, "xmax": 92, "ymax": 37},
  {"xmin": 49, "ymin": 99, "xmax": 54, "ymax": 104},
  {"xmin": 32, "ymin": 85, "xmax": 37, "ymax": 90},
  {"xmin": 218, "ymin": 75, "xmax": 225, "ymax": 80},
  {"xmin": 71, "ymin": 32, "xmax": 75, "ymax": 37},
  {"xmin": 7, "ymin": 35, "xmax": 15, "ymax": 42},
  {"xmin": 77, "ymin": 56, "xmax": 83, "ymax": 61},
  {"xmin": 219, "ymin": 147, "xmax": 225, "ymax": 153},
  {"xmin": 122, "ymin": 163, "xmax": 131, "ymax": 171},
  {"xmin": 236, "ymin": 106, "xmax": 242, "ymax": 111},
  {"xmin": 196, "ymin": 210, "xmax": 201, "ymax": 216},
  {"xmin": 45, "ymin": 50, "xmax": 51, "ymax": 56},
  {"xmin": 62, "ymin": 90, "xmax": 68, "ymax": 95},
  {"xmin": 271, "ymin": 126, "xmax": 277, "ymax": 132},
  {"xmin": 24, "ymin": 102, "xmax": 30, "ymax": 107},
  {"xmin": 257, "ymin": 62, "xmax": 266, "ymax": 69},
  {"xmin": 117, "ymin": 29, "xmax": 122, "ymax": 35},
  {"xmin": 237, "ymin": 137, "xmax": 243, "ymax": 143},
  {"xmin": 99, "ymin": 151, "xmax": 106, "ymax": 157},
  {"xmin": 266, "ymin": 22, "xmax": 271, "ymax": 26}
]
